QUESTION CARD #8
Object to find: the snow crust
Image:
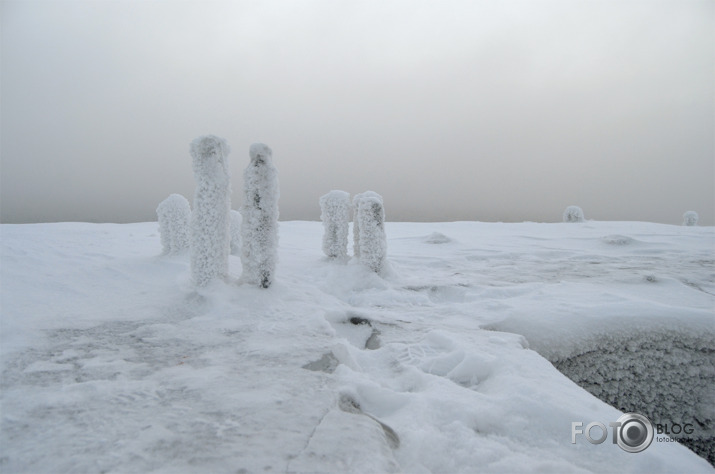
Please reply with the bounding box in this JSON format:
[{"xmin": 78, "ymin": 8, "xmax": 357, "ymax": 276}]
[
  {"xmin": 240, "ymin": 143, "xmax": 279, "ymax": 288},
  {"xmin": 320, "ymin": 190, "xmax": 351, "ymax": 260},
  {"xmin": 156, "ymin": 194, "xmax": 190, "ymax": 254},
  {"xmin": 1, "ymin": 220, "xmax": 713, "ymax": 473}
]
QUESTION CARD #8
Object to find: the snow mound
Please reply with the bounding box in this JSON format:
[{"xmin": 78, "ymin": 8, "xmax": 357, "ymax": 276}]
[{"xmin": 424, "ymin": 232, "xmax": 452, "ymax": 244}]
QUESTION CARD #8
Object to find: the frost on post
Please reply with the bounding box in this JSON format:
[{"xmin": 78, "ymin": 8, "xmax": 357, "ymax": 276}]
[
  {"xmin": 352, "ymin": 191, "xmax": 383, "ymax": 258},
  {"xmin": 563, "ymin": 205, "xmax": 585, "ymax": 223},
  {"xmin": 320, "ymin": 190, "xmax": 351, "ymax": 260},
  {"xmin": 156, "ymin": 194, "xmax": 191, "ymax": 254},
  {"xmin": 357, "ymin": 196, "xmax": 387, "ymax": 273},
  {"xmin": 240, "ymin": 143, "xmax": 279, "ymax": 288},
  {"xmin": 230, "ymin": 210, "xmax": 242, "ymax": 256},
  {"xmin": 683, "ymin": 211, "xmax": 699, "ymax": 226},
  {"xmin": 189, "ymin": 135, "xmax": 231, "ymax": 287}
]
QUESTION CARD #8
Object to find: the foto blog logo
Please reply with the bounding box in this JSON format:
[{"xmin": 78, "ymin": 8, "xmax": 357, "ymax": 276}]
[{"xmin": 572, "ymin": 413, "xmax": 654, "ymax": 453}]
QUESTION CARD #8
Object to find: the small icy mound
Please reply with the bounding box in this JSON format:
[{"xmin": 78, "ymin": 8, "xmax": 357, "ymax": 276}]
[
  {"xmin": 601, "ymin": 234, "xmax": 637, "ymax": 246},
  {"xmin": 424, "ymin": 232, "xmax": 452, "ymax": 244}
]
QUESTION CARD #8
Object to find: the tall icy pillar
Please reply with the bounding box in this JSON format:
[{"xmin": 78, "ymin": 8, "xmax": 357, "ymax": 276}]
[
  {"xmin": 240, "ymin": 143, "xmax": 279, "ymax": 288},
  {"xmin": 352, "ymin": 191, "xmax": 383, "ymax": 258},
  {"xmin": 320, "ymin": 190, "xmax": 351, "ymax": 260},
  {"xmin": 189, "ymin": 135, "xmax": 231, "ymax": 287},
  {"xmin": 357, "ymin": 195, "xmax": 387, "ymax": 273}
]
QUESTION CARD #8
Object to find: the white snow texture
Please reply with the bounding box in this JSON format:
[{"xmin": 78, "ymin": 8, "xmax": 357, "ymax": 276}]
[
  {"xmin": 240, "ymin": 143, "xmax": 279, "ymax": 288},
  {"xmin": 352, "ymin": 191, "xmax": 383, "ymax": 258},
  {"xmin": 683, "ymin": 211, "xmax": 699, "ymax": 226},
  {"xmin": 357, "ymin": 196, "xmax": 387, "ymax": 273},
  {"xmin": 230, "ymin": 210, "xmax": 242, "ymax": 256},
  {"xmin": 156, "ymin": 194, "xmax": 191, "ymax": 254},
  {"xmin": 320, "ymin": 190, "xmax": 351, "ymax": 260},
  {"xmin": 564, "ymin": 205, "xmax": 585, "ymax": 223},
  {"xmin": 189, "ymin": 135, "xmax": 231, "ymax": 287}
]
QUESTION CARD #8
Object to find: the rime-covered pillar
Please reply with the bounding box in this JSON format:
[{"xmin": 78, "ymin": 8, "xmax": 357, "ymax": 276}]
[
  {"xmin": 563, "ymin": 205, "xmax": 585, "ymax": 223},
  {"xmin": 357, "ymin": 196, "xmax": 387, "ymax": 273},
  {"xmin": 189, "ymin": 135, "xmax": 231, "ymax": 287},
  {"xmin": 240, "ymin": 143, "xmax": 279, "ymax": 288},
  {"xmin": 683, "ymin": 211, "xmax": 699, "ymax": 226},
  {"xmin": 156, "ymin": 193, "xmax": 191, "ymax": 254},
  {"xmin": 352, "ymin": 191, "xmax": 383, "ymax": 258},
  {"xmin": 320, "ymin": 190, "xmax": 351, "ymax": 260}
]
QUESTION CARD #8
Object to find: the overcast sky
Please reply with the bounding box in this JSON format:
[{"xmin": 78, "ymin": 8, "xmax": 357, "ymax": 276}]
[{"xmin": 1, "ymin": 0, "xmax": 713, "ymax": 224}]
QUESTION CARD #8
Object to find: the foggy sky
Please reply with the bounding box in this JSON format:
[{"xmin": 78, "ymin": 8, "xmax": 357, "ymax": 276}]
[{"xmin": 1, "ymin": 0, "xmax": 713, "ymax": 225}]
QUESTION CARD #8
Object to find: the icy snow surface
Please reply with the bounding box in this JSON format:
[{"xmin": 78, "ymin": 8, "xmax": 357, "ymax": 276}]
[{"xmin": 1, "ymin": 220, "xmax": 713, "ymax": 473}]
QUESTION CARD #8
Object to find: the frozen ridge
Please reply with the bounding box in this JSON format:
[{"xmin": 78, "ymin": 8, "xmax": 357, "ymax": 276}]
[{"xmin": 1, "ymin": 220, "xmax": 713, "ymax": 473}]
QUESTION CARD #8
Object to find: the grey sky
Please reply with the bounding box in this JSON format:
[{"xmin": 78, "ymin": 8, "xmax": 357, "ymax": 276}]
[{"xmin": 1, "ymin": 0, "xmax": 713, "ymax": 225}]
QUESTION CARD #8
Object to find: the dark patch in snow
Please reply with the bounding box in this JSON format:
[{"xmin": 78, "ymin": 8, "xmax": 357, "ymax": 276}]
[{"xmin": 302, "ymin": 353, "xmax": 339, "ymax": 373}]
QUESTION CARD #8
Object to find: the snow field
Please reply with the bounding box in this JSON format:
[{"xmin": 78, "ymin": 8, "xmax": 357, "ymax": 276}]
[{"xmin": 1, "ymin": 220, "xmax": 713, "ymax": 472}]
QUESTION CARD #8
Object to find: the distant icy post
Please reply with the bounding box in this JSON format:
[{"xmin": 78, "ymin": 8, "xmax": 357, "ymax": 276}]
[
  {"xmin": 156, "ymin": 194, "xmax": 191, "ymax": 254},
  {"xmin": 189, "ymin": 135, "xmax": 232, "ymax": 287},
  {"xmin": 683, "ymin": 211, "xmax": 699, "ymax": 226},
  {"xmin": 563, "ymin": 205, "xmax": 585, "ymax": 223},
  {"xmin": 240, "ymin": 143, "xmax": 279, "ymax": 288},
  {"xmin": 320, "ymin": 190, "xmax": 351, "ymax": 260},
  {"xmin": 357, "ymin": 196, "xmax": 387, "ymax": 273},
  {"xmin": 230, "ymin": 210, "xmax": 242, "ymax": 256},
  {"xmin": 352, "ymin": 191, "xmax": 383, "ymax": 258}
]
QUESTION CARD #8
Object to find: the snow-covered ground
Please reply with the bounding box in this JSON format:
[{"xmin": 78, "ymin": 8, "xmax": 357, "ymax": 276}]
[{"xmin": 1, "ymin": 220, "xmax": 713, "ymax": 473}]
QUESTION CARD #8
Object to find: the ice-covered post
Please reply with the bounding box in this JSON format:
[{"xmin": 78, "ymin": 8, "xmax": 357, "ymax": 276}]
[
  {"xmin": 320, "ymin": 190, "xmax": 351, "ymax": 260},
  {"xmin": 563, "ymin": 205, "xmax": 585, "ymax": 223},
  {"xmin": 189, "ymin": 135, "xmax": 231, "ymax": 287},
  {"xmin": 240, "ymin": 143, "xmax": 279, "ymax": 288},
  {"xmin": 156, "ymin": 194, "xmax": 191, "ymax": 254},
  {"xmin": 352, "ymin": 191, "xmax": 383, "ymax": 258},
  {"xmin": 357, "ymin": 196, "xmax": 387, "ymax": 273},
  {"xmin": 683, "ymin": 211, "xmax": 699, "ymax": 226},
  {"xmin": 230, "ymin": 210, "xmax": 242, "ymax": 256}
]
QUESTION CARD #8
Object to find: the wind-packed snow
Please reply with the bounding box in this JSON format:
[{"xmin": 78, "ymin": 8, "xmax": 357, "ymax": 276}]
[
  {"xmin": 189, "ymin": 135, "xmax": 231, "ymax": 287},
  {"xmin": 320, "ymin": 190, "xmax": 351, "ymax": 260},
  {"xmin": 156, "ymin": 194, "xmax": 191, "ymax": 254},
  {"xmin": 1, "ymin": 220, "xmax": 713, "ymax": 473},
  {"xmin": 240, "ymin": 143, "xmax": 279, "ymax": 288},
  {"xmin": 229, "ymin": 210, "xmax": 242, "ymax": 256}
]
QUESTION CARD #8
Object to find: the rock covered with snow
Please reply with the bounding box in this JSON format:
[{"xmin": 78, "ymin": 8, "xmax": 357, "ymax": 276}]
[
  {"xmin": 156, "ymin": 194, "xmax": 191, "ymax": 254},
  {"xmin": 189, "ymin": 135, "xmax": 231, "ymax": 287},
  {"xmin": 683, "ymin": 211, "xmax": 699, "ymax": 226},
  {"xmin": 240, "ymin": 143, "xmax": 279, "ymax": 288},
  {"xmin": 563, "ymin": 205, "xmax": 585, "ymax": 223},
  {"xmin": 320, "ymin": 190, "xmax": 351, "ymax": 260}
]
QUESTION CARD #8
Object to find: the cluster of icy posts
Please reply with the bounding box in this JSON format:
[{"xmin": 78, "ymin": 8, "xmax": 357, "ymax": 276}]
[
  {"xmin": 320, "ymin": 190, "xmax": 388, "ymax": 273},
  {"xmin": 562, "ymin": 206, "xmax": 700, "ymax": 227},
  {"xmin": 157, "ymin": 136, "xmax": 279, "ymax": 289},
  {"xmin": 157, "ymin": 136, "xmax": 390, "ymax": 290}
]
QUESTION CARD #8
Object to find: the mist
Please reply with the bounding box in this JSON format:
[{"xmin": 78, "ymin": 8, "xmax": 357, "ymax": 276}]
[{"xmin": 1, "ymin": 0, "xmax": 713, "ymax": 225}]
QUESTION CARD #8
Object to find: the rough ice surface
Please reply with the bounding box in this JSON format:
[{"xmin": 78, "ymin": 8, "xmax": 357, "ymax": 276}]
[
  {"xmin": 357, "ymin": 196, "xmax": 387, "ymax": 273},
  {"xmin": 189, "ymin": 135, "xmax": 231, "ymax": 288},
  {"xmin": 320, "ymin": 190, "xmax": 351, "ymax": 260},
  {"xmin": 564, "ymin": 205, "xmax": 585, "ymax": 222},
  {"xmin": 1, "ymin": 220, "xmax": 714, "ymax": 473},
  {"xmin": 352, "ymin": 191, "xmax": 383, "ymax": 258},
  {"xmin": 229, "ymin": 210, "xmax": 242, "ymax": 256},
  {"xmin": 240, "ymin": 143, "xmax": 279, "ymax": 288},
  {"xmin": 684, "ymin": 211, "xmax": 699, "ymax": 226},
  {"xmin": 156, "ymin": 194, "xmax": 190, "ymax": 254}
]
